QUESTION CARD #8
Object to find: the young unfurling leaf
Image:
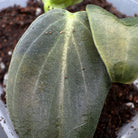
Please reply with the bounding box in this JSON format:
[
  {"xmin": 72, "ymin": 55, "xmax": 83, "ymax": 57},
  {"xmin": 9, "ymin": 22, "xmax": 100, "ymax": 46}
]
[{"xmin": 42, "ymin": 0, "xmax": 82, "ymax": 12}]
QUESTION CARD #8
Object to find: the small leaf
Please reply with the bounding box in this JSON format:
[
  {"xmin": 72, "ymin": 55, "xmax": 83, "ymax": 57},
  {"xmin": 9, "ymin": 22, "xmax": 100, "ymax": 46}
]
[
  {"xmin": 86, "ymin": 5, "xmax": 138, "ymax": 84},
  {"xmin": 42, "ymin": 0, "xmax": 82, "ymax": 12},
  {"xmin": 7, "ymin": 9, "xmax": 111, "ymax": 138}
]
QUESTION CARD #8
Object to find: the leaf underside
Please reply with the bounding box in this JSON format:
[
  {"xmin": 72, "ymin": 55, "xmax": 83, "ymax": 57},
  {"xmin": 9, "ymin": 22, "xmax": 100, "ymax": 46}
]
[
  {"xmin": 7, "ymin": 9, "xmax": 111, "ymax": 138},
  {"xmin": 86, "ymin": 5, "xmax": 138, "ymax": 84}
]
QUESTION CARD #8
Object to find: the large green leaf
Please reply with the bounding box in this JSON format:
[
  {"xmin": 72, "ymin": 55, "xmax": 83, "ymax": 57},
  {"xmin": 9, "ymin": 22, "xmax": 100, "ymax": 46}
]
[
  {"xmin": 86, "ymin": 5, "xmax": 138, "ymax": 84},
  {"xmin": 7, "ymin": 9, "xmax": 111, "ymax": 138},
  {"xmin": 42, "ymin": 0, "xmax": 82, "ymax": 12}
]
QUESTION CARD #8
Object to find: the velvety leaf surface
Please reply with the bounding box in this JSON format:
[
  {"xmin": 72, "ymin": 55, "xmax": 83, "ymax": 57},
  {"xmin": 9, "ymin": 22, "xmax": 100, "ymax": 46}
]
[
  {"xmin": 42, "ymin": 0, "xmax": 82, "ymax": 12},
  {"xmin": 86, "ymin": 5, "xmax": 138, "ymax": 84},
  {"xmin": 7, "ymin": 9, "xmax": 111, "ymax": 138}
]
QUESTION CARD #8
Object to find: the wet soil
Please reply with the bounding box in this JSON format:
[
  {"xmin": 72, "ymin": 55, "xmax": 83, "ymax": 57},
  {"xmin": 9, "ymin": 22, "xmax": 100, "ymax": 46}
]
[{"xmin": 0, "ymin": 0, "xmax": 138, "ymax": 137}]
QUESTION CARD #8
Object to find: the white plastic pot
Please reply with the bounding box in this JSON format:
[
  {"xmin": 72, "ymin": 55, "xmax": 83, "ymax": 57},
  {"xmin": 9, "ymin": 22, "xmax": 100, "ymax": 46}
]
[
  {"xmin": 107, "ymin": 0, "xmax": 138, "ymax": 16},
  {"xmin": 0, "ymin": 0, "xmax": 28, "ymax": 10},
  {"xmin": 0, "ymin": 85, "xmax": 18, "ymax": 138}
]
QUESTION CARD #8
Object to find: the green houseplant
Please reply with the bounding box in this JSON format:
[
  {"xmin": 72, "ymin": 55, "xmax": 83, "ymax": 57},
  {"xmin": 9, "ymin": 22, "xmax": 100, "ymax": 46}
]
[{"xmin": 6, "ymin": 4, "xmax": 138, "ymax": 138}]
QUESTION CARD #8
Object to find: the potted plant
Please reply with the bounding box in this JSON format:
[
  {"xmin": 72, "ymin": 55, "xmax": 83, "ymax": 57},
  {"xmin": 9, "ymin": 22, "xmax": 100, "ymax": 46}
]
[{"xmin": 1, "ymin": 0, "xmax": 138, "ymax": 137}]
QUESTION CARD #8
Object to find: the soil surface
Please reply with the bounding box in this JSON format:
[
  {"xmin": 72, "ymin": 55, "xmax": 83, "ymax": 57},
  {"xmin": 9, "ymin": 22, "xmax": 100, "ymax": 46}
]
[{"xmin": 0, "ymin": 0, "xmax": 138, "ymax": 138}]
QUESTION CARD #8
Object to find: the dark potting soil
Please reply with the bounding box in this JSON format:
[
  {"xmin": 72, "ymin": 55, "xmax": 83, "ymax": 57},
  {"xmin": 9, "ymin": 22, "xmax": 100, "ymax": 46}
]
[{"xmin": 0, "ymin": 0, "xmax": 138, "ymax": 138}]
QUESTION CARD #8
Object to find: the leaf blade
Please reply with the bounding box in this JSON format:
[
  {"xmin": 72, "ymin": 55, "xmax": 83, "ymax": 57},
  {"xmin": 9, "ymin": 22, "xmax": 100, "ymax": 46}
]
[
  {"xmin": 86, "ymin": 5, "xmax": 138, "ymax": 83},
  {"xmin": 7, "ymin": 9, "xmax": 111, "ymax": 138}
]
